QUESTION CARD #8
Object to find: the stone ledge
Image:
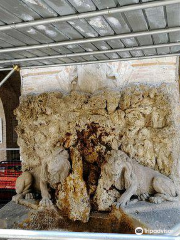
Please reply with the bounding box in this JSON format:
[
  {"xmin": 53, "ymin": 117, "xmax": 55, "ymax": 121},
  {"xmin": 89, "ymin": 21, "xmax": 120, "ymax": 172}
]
[
  {"xmin": 123, "ymin": 201, "xmax": 180, "ymax": 231},
  {"xmin": 1, "ymin": 200, "xmax": 180, "ymax": 234}
]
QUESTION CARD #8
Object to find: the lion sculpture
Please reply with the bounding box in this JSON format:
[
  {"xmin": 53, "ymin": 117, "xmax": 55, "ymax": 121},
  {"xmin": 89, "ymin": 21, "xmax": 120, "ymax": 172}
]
[
  {"xmin": 95, "ymin": 150, "xmax": 179, "ymax": 210},
  {"xmin": 12, "ymin": 147, "xmax": 71, "ymax": 208}
]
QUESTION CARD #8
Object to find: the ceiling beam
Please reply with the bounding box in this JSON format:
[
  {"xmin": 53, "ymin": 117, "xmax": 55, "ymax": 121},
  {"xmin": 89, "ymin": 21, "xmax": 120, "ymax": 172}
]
[
  {"xmin": 0, "ymin": 26, "xmax": 180, "ymax": 53},
  {"xmin": 0, "ymin": 0, "xmax": 179, "ymax": 31},
  {"xmin": 0, "ymin": 53, "xmax": 179, "ymax": 71},
  {"xmin": 0, "ymin": 42, "xmax": 180, "ymax": 64}
]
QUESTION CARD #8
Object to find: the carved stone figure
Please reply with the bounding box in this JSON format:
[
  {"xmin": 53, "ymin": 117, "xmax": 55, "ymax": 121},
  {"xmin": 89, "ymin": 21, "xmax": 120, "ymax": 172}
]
[
  {"xmin": 95, "ymin": 150, "xmax": 179, "ymax": 211},
  {"xmin": 12, "ymin": 171, "xmax": 34, "ymax": 203},
  {"xmin": 12, "ymin": 147, "xmax": 71, "ymax": 208}
]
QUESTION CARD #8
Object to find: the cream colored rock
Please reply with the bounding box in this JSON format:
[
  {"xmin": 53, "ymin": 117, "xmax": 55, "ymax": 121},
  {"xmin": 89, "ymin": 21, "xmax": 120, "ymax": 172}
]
[{"xmin": 57, "ymin": 148, "xmax": 90, "ymax": 223}]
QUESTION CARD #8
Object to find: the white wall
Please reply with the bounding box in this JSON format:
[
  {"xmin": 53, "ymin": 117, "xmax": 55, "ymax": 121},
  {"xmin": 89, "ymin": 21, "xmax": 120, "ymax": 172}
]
[{"xmin": 20, "ymin": 57, "xmax": 179, "ymax": 95}]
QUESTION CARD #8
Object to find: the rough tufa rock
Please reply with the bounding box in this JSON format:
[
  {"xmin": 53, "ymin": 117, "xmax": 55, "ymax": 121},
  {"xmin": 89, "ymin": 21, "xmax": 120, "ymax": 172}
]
[{"xmin": 57, "ymin": 148, "xmax": 90, "ymax": 223}]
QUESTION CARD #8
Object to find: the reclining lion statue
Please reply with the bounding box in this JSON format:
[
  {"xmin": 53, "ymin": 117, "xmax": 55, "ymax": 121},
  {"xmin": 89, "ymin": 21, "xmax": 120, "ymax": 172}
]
[
  {"xmin": 12, "ymin": 147, "xmax": 71, "ymax": 208},
  {"xmin": 95, "ymin": 150, "xmax": 179, "ymax": 210}
]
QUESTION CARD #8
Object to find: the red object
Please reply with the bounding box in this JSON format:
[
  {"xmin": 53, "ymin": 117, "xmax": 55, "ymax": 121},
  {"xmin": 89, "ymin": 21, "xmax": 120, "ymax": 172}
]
[{"xmin": 0, "ymin": 161, "xmax": 21, "ymax": 189}]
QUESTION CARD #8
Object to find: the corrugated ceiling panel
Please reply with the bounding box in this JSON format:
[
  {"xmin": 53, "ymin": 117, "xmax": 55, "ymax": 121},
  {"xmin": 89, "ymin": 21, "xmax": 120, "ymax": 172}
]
[
  {"xmin": 123, "ymin": 9, "xmax": 156, "ymax": 56},
  {"xmin": 0, "ymin": 7, "xmax": 22, "ymax": 24},
  {"xmin": 143, "ymin": 5, "xmax": 170, "ymax": 55},
  {"xmin": 4, "ymin": 29, "xmax": 39, "ymax": 45},
  {"xmin": 94, "ymin": 54, "xmax": 109, "ymax": 60},
  {"xmin": 0, "ymin": 40, "xmax": 13, "ymax": 48},
  {"xmin": 0, "ymin": 0, "xmax": 64, "ymax": 60},
  {"xmin": 68, "ymin": 0, "xmax": 96, "ymax": 12},
  {"xmin": 66, "ymin": 44, "xmax": 85, "ymax": 53},
  {"xmin": 53, "ymin": 22, "xmax": 83, "ymax": 39},
  {"xmin": 0, "ymin": 32, "xmax": 26, "ymax": 46},
  {"xmin": 21, "ymin": 27, "xmax": 55, "ymax": 43},
  {"xmin": 166, "ymin": 3, "xmax": 180, "ymax": 53},
  {"xmin": 90, "ymin": 41, "xmax": 114, "ymax": 59},
  {"xmin": 38, "ymin": 47, "xmax": 60, "ymax": 56},
  {"xmin": 0, "ymin": 0, "xmax": 40, "ymax": 21},
  {"xmin": 58, "ymin": 58, "xmax": 75, "ymax": 63},
  {"xmin": 84, "ymin": 0, "xmax": 128, "ymax": 59},
  {"xmin": 92, "ymin": 0, "xmax": 117, "ymax": 9},
  {"xmin": 68, "ymin": 19, "xmax": 98, "ymax": 38},
  {"xmin": 118, "ymin": 52, "xmax": 131, "ymax": 58},
  {"xmin": 0, "ymin": 0, "xmax": 79, "ymax": 62},
  {"xmin": 41, "ymin": 1, "xmax": 101, "ymax": 55},
  {"xmin": 115, "ymin": 0, "xmax": 155, "ymax": 56},
  {"xmin": 118, "ymin": 0, "xmax": 139, "ymax": 6},
  {"xmin": 63, "ymin": 0, "xmax": 121, "ymax": 60},
  {"xmin": 88, "ymin": 16, "xmax": 115, "ymax": 36},
  {"xmin": 105, "ymin": 52, "xmax": 120, "ymax": 59},
  {"xmin": 43, "ymin": 0, "xmax": 76, "ymax": 15},
  {"xmin": 35, "ymin": 24, "xmax": 68, "ymax": 41},
  {"xmin": 70, "ymin": 56, "xmax": 87, "ymax": 62},
  {"xmin": 79, "ymin": 43, "xmax": 98, "ymax": 52},
  {"xmin": 49, "ymin": 59, "xmax": 66, "ymax": 64},
  {"xmin": 20, "ymin": 0, "xmax": 57, "ymax": 18},
  {"xmin": 50, "ymin": 46, "xmax": 72, "ymax": 54},
  {"xmin": 23, "ymin": 0, "xmax": 93, "ymax": 57},
  {"xmin": 157, "ymin": 47, "xmax": 170, "ymax": 55},
  {"xmin": 82, "ymin": 55, "xmax": 97, "ymax": 61},
  {"xmin": 28, "ymin": 49, "xmax": 49, "ymax": 57},
  {"xmin": 0, "ymin": 0, "xmax": 178, "ymax": 68}
]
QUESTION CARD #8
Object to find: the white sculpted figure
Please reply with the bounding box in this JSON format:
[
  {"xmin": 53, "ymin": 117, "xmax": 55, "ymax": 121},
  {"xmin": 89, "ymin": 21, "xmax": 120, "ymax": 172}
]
[
  {"xmin": 12, "ymin": 147, "xmax": 71, "ymax": 208},
  {"xmin": 95, "ymin": 150, "xmax": 178, "ymax": 209}
]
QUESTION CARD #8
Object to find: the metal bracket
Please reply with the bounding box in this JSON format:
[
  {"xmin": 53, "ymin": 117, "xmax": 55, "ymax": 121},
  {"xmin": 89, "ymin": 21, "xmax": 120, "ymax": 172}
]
[{"xmin": 0, "ymin": 65, "xmax": 20, "ymax": 88}]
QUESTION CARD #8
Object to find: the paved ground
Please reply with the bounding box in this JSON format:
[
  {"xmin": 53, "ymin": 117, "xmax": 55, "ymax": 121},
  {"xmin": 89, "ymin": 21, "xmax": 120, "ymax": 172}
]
[
  {"xmin": 123, "ymin": 201, "xmax": 180, "ymax": 231},
  {"xmin": 0, "ymin": 201, "xmax": 29, "ymax": 229}
]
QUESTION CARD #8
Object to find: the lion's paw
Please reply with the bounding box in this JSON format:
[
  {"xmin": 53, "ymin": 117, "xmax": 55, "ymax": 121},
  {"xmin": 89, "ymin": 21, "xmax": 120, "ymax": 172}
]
[
  {"xmin": 149, "ymin": 196, "xmax": 163, "ymax": 204},
  {"xmin": 39, "ymin": 198, "xmax": 53, "ymax": 208},
  {"xmin": 12, "ymin": 194, "xmax": 23, "ymax": 204},
  {"xmin": 114, "ymin": 197, "xmax": 130, "ymax": 208},
  {"xmin": 25, "ymin": 193, "xmax": 34, "ymax": 200},
  {"xmin": 138, "ymin": 193, "xmax": 149, "ymax": 201}
]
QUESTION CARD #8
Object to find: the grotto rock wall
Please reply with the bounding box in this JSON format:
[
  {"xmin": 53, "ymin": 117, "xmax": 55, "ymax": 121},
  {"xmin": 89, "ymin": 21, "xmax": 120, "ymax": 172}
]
[
  {"xmin": 15, "ymin": 84, "xmax": 180, "ymax": 177},
  {"xmin": 15, "ymin": 82, "xmax": 180, "ymax": 222}
]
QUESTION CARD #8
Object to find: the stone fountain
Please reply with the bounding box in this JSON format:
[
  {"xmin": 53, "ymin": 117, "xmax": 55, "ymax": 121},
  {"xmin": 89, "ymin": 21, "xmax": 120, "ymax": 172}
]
[{"xmin": 0, "ymin": 58, "xmax": 180, "ymax": 233}]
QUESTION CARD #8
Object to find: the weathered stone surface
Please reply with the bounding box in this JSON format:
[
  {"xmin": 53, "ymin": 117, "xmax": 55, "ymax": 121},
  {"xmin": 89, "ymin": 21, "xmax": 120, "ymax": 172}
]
[
  {"xmin": 123, "ymin": 201, "xmax": 180, "ymax": 232},
  {"xmin": 1, "ymin": 201, "xmax": 180, "ymax": 233},
  {"xmin": 15, "ymin": 84, "xmax": 180, "ymax": 175},
  {"xmin": 0, "ymin": 201, "xmax": 29, "ymax": 229},
  {"xmin": 0, "ymin": 201, "xmax": 62, "ymax": 230},
  {"xmin": 21, "ymin": 58, "xmax": 178, "ymax": 96},
  {"xmin": 14, "ymin": 83, "xmax": 180, "ymax": 221},
  {"xmin": 0, "ymin": 201, "xmax": 146, "ymax": 233},
  {"xmin": 57, "ymin": 148, "xmax": 90, "ymax": 223}
]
